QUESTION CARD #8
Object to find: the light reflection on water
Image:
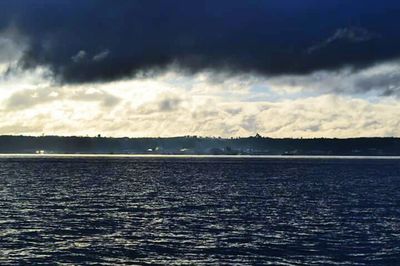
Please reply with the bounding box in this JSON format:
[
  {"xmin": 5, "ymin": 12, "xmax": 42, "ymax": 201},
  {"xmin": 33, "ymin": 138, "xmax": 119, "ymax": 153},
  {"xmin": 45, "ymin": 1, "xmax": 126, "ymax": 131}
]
[{"xmin": 0, "ymin": 157, "xmax": 399, "ymax": 265}]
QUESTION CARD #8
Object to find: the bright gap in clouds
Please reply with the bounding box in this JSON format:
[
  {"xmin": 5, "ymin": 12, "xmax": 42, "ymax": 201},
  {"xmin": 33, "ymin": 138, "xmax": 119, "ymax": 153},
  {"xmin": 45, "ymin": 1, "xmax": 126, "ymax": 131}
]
[{"xmin": 1, "ymin": 32, "xmax": 400, "ymax": 138}]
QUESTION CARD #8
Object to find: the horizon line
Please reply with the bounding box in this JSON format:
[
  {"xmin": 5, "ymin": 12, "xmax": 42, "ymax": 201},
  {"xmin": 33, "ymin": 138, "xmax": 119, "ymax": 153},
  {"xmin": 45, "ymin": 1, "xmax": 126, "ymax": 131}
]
[{"xmin": 0, "ymin": 134, "xmax": 399, "ymax": 140}]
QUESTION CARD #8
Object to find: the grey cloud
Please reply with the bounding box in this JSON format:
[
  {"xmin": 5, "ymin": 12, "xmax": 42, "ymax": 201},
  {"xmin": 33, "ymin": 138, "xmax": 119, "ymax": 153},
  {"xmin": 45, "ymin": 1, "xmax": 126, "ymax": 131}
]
[
  {"xmin": 307, "ymin": 27, "xmax": 377, "ymax": 54},
  {"xmin": 0, "ymin": 123, "xmax": 44, "ymax": 135},
  {"xmin": 101, "ymin": 93, "xmax": 120, "ymax": 107},
  {"xmin": 71, "ymin": 50, "xmax": 87, "ymax": 63},
  {"xmin": 4, "ymin": 86, "xmax": 121, "ymax": 110},
  {"xmin": 241, "ymin": 115, "xmax": 258, "ymax": 133},
  {"xmin": 67, "ymin": 89, "xmax": 121, "ymax": 107},
  {"xmin": 4, "ymin": 87, "xmax": 58, "ymax": 110},
  {"xmin": 158, "ymin": 97, "xmax": 182, "ymax": 112},
  {"xmin": 225, "ymin": 107, "xmax": 243, "ymax": 115},
  {"xmin": 191, "ymin": 110, "xmax": 219, "ymax": 120},
  {"xmin": 137, "ymin": 94, "xmax": 183, "ymax": 114},
  {"xmin": 0, "ymin": 28, "xmax": 27, "ymax": 65},
  {"xmin": 0, "ymin": 36, "xmax": 20, "ymax": 63},
  {"xmin": 93, "ymin": 50, "xmax": 110, "ymax": 62},
  {"xmin": 268, "ymin": 61, "xmax": 400, "ymax": 97},
  {"xmin": 354, "ymin": 69, "xmax": 400, "ymax": 96}
]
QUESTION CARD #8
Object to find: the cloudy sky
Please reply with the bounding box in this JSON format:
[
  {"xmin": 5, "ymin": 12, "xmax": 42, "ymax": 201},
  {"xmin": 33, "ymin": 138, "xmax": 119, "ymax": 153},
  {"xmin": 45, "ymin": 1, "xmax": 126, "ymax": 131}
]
[{"xmin": 1, "ymin": 0, "xmax": 400, "ymax": 138}]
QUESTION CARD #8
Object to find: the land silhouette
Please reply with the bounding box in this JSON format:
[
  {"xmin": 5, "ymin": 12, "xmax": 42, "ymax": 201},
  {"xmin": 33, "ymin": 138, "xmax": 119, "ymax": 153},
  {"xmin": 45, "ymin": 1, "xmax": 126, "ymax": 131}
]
[{"xmin": 0, "ymin": 135, "xmax": 399, "ymax": 156}]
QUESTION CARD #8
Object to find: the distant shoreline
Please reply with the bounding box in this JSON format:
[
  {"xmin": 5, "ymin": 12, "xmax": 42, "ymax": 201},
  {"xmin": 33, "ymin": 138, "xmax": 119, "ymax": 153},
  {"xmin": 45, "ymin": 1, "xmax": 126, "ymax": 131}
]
[{"xmin": 1, "ymin": 135, "xmax": 400, "ymax": 156}]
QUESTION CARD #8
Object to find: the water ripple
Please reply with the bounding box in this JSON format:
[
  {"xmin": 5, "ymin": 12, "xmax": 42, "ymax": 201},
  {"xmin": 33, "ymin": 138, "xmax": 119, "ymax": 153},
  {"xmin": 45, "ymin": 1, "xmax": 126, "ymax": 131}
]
[{"xmin": 0, "ymin": 157, "xmax": 399, "ymax": 265}]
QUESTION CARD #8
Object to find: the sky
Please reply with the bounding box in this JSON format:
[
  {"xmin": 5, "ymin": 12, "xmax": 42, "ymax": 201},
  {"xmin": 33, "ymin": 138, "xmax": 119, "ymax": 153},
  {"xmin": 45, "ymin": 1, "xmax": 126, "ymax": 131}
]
[{"xmin": 1, "ymin": 0, "xmax": 400, "ymax": 138}]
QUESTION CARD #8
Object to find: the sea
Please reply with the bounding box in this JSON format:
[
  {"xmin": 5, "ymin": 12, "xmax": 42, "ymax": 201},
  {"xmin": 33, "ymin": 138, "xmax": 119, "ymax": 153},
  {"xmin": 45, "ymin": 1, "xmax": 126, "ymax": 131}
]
[{"xmin": 0, "ymin": 155, "xmax": 399, "ymax": 265}]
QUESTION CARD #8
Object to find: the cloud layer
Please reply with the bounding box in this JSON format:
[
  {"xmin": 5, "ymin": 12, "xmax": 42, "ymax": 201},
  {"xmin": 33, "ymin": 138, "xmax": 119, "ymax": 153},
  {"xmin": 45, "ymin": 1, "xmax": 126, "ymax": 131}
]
[
  {"xmin": 1, "ymin": 1, "xmax": 400, "ymax": 138},
  {"xmin": 1, "ymin": 1, "xmax": 400, "ymax": 83},
  {"xmin": 1, "ymin": 65, "xmax": 400, "ymax": 138}
]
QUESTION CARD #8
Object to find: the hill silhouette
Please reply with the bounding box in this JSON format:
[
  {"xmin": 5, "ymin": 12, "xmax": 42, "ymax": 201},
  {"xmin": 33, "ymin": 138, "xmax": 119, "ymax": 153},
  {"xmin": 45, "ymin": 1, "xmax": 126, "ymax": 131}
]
[{"xmin": 0, "ymin": 135, "xmax": 399, "ymax": 156}]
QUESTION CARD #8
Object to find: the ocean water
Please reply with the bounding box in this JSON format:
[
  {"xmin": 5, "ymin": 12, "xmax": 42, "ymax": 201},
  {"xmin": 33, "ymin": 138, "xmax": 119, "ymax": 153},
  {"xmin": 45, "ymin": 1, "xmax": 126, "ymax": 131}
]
[{"xmin": 0, "ymin": 156, "xmax": 399, "ymax": 265}]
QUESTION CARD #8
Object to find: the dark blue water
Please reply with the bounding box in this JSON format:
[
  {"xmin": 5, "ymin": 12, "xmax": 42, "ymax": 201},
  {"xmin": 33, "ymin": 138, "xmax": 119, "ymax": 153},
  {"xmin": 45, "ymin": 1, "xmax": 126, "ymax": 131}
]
[{"xmin": 0, "ymin": 156, "xmax": 399, "ymax": 265}]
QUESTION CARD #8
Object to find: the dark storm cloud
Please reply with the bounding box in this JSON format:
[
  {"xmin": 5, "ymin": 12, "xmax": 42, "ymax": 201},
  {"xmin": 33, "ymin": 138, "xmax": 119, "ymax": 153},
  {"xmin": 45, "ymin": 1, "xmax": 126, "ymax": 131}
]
[{"xmin": 1, "ymin": 0, "xmax": 400, "ymax": 83}]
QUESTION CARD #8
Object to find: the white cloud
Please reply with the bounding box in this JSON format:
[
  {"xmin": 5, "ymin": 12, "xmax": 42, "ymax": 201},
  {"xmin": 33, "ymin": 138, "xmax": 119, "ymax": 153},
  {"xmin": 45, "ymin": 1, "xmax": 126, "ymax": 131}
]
[{"xmin": 0, "ymin": 60, "xmax": 400, "ymax": 137}]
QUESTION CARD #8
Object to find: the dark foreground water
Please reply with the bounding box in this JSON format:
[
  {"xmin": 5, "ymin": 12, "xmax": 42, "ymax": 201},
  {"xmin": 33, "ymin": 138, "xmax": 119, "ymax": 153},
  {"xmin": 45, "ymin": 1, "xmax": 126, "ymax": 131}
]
[{"xmin": 0, "ymin": 156, "xmax": 399, "ymax": 265}]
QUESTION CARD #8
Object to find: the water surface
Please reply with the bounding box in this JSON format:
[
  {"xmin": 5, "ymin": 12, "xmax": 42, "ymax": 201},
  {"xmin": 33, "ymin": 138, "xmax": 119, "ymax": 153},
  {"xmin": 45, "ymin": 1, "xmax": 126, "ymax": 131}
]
[{"xmin": 0, "ymin": 156, "xmax": 399, "ymax": 265}]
